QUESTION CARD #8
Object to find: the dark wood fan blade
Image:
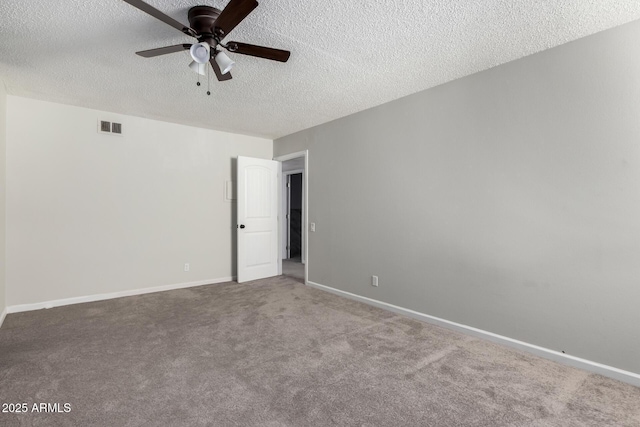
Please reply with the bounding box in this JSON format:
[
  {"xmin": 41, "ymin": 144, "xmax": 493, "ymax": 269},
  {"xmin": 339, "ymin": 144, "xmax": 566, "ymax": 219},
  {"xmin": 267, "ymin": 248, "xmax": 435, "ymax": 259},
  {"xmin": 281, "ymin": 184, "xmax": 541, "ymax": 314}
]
[
  {"xmin": 210, "ymin": 57, "xmax": 233, "ymax": 81},
  {"xmin": 136, "ymin": 44, "xmax": 192, "ymax": 58},
  {"xmin": 122, "ymin": 0, "xmax": 196, "ymax": 36},
  {"xmin": 226, "ymin": 42, "xmax": 290, "ymax": 62},
  {"xmin": 213, "ymin": 0, "xmax": 258, "ymax": 38}
]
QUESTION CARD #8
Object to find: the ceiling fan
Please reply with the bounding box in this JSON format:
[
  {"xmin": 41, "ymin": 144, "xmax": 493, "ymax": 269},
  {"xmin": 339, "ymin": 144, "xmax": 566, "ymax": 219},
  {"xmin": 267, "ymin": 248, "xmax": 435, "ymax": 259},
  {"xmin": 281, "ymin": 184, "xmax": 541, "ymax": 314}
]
[{"xmin": 122, "ymin": 0, "xmax": 290, "ymax": 82}]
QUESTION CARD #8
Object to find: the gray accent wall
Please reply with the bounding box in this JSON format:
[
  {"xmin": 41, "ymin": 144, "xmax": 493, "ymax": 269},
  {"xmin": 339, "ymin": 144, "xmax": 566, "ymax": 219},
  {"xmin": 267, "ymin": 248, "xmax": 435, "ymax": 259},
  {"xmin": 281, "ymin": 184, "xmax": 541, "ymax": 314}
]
[{"xmin": 275, "ymin": 20, "xmax": 640, "ymax": 374}]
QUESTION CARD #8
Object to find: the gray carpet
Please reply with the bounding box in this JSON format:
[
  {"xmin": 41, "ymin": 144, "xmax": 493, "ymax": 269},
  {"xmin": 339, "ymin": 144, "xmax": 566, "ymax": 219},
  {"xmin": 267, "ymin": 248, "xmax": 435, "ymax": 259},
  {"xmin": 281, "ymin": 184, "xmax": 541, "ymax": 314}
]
[{"xmin": 1, "ymin": 276, "xmax": 639, "ymax": 426}]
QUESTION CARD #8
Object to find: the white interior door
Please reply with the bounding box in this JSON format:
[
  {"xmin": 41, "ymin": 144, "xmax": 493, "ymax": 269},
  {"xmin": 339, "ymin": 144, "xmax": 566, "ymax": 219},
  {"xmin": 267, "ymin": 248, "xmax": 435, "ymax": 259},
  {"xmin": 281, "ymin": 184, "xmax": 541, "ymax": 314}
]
[{"xmin": 237, "ymin": 156, "xmax": 280, "ymax": 283}]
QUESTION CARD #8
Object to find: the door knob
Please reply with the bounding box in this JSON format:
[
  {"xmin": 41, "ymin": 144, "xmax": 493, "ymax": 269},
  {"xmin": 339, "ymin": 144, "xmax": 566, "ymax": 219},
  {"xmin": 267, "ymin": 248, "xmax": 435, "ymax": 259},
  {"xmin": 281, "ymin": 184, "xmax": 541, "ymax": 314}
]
[{"xmin": 239, "ymin": 224, "xmax": 245, "ymax": 229}]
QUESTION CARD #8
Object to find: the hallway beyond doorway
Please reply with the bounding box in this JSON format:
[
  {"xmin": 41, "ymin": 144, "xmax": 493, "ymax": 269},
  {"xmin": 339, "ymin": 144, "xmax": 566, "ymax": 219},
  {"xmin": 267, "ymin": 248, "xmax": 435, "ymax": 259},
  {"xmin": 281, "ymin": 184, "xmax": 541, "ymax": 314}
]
[{"xmin": 282, "ymin": 258, "xmax": 304, "ymax": 283}]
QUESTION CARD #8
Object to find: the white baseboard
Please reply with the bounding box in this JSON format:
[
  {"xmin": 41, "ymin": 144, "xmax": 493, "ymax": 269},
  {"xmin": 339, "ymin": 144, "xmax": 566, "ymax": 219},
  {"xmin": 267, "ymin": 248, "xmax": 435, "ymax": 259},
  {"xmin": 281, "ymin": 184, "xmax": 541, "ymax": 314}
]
[
  {"xmin": 0, "ymin": 307, "xmax": 7, "ymax": 329},
  {"xmin": 307, "ymin": 280, "xmax": 640, "ymax": 388},
  {"xmin": 6, "ymin": 277, "xmax": 235, "ymax": 315}
]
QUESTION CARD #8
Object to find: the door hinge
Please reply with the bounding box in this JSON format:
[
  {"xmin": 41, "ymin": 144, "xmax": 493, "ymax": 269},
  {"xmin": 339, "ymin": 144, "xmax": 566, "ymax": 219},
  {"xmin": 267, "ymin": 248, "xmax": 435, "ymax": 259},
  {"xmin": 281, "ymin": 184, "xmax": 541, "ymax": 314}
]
[{"xmin": 287, "ymin": 182, "xmax": 291, "ymax": 188}]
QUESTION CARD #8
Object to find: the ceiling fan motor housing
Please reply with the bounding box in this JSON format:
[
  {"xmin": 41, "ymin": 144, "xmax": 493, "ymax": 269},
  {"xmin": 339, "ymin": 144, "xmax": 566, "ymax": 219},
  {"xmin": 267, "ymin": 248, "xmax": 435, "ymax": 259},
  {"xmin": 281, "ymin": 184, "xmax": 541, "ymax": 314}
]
[{"xmin": 188, "ymin": 6, "xmax": 223, "ymax": 44}]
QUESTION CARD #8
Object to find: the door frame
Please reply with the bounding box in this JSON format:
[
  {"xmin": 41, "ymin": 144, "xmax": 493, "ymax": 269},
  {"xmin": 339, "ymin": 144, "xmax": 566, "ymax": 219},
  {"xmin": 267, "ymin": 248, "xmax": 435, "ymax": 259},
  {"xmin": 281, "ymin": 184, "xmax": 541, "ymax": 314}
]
[{"xmin": 274, "ymin": 150, "xmax": 308, "ymax": 284}]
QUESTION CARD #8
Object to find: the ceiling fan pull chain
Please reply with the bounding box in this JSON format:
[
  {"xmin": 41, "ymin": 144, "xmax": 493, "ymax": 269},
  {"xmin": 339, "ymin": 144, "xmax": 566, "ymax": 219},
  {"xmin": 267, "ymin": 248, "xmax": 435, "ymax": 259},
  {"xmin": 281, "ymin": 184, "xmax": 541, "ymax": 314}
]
[{"xmin": 207, "ymin": 64, "xmax": 211, "ymax": 96}]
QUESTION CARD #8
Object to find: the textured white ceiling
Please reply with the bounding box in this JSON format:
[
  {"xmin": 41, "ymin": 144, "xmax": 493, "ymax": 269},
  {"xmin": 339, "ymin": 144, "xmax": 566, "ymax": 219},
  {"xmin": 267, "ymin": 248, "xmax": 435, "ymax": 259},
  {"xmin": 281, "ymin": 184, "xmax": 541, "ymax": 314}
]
[{"xmin": 1, "ymin": 1, "xmax": 640, "ymax": 139}]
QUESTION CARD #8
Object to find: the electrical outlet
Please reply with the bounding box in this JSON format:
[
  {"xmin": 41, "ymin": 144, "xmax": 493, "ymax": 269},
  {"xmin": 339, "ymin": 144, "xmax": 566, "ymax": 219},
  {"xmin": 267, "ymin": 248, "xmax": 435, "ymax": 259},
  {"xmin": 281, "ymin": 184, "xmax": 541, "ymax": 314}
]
[
  {"xmin": 184, "ymin": 263, "xmax": 190, "ymax": 272},
  {"xmin": 372, "ymin": 275, "xmax": 379, "ymax": 287}
]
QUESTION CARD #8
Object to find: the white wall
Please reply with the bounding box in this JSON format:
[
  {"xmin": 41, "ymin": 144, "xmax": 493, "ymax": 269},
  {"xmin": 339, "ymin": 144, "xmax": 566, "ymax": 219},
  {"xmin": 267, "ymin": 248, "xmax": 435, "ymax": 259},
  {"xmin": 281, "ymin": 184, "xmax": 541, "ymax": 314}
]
[
  {"xmin": 0, "ymin": 82, "xmax": 7, "ymax": 322},
  {"xmin": 6, "ymin": 97, "xmax": 272, "ymax": 307},
  {"xmin": 275, "ymin": 20, "xmax": 640, "ymax": 374}
]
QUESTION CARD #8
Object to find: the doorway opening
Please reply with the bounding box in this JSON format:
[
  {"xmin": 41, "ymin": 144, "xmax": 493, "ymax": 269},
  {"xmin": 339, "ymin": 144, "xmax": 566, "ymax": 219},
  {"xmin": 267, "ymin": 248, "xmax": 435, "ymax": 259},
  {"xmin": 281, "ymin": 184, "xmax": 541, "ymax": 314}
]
[
  {"xmin": 276, "ymin": 151, "xmax": 308, "ymax": 284},
  {"xmin": 286, "ymin": 173, "xmax": 303, "ymax": 260}
]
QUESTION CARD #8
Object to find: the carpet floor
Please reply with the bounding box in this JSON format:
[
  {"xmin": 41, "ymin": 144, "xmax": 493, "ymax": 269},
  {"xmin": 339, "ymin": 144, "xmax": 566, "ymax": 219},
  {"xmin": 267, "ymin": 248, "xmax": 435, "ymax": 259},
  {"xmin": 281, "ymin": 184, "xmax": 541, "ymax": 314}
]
[{"xmin": 1, "ymin": 276, "xmax": 639, "ymax": 426}]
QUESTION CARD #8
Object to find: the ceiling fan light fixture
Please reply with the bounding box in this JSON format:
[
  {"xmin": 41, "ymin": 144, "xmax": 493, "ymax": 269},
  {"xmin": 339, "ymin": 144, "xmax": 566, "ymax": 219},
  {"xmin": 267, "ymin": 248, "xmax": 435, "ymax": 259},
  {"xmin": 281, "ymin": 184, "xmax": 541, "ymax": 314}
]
[
  {"xmin": 190, "ymin": 42, "xmax": 211, "ymax": 64},
  {"xmin": 188, "ymin": 60, "xmax": 207, "ymax": 76},
  {"xmin": 215, "ymin": 51, "xmax": 235, "ymax": 75}
]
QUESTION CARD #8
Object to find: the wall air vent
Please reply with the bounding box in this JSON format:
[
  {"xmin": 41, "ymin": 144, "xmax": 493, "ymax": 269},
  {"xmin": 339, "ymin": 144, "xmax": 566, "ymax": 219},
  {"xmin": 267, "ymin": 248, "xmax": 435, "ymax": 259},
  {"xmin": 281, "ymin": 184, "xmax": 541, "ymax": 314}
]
[
  {"xmin": 111, "ymin": 122, "xmax": 122, "ymax": 134},
  {"xmin": 99, "ymin": 120, "xmax": 111, "ymax": 133},
  {"xmin": 98, "ymin": 119, "xmax": 123, "ymax": 136}
]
